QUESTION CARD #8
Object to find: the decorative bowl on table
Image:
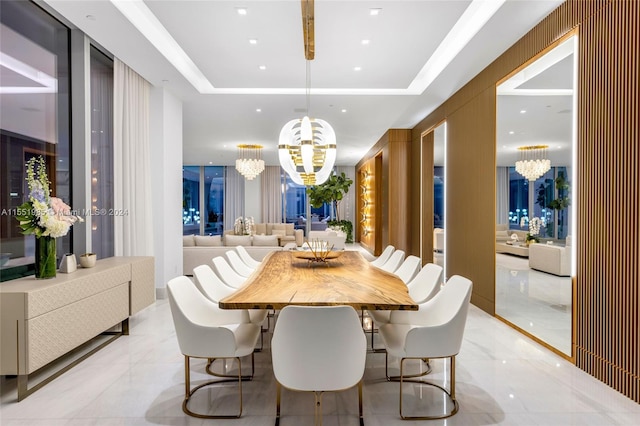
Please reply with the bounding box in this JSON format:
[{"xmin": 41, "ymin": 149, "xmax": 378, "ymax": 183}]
[
  {"xmin": 79, "ymin": 253, "xmax": 97, "ymax": 268},
  {"xmin": 293, "ymin": 240, "xmax": 343, "ymax": 264}
]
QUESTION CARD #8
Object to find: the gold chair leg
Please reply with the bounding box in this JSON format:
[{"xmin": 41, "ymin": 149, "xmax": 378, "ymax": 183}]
[
  {"xmin": 358, "ymin": 380, "xmax": 364, "ymax": 426},
  {"xmin": 275, "ymin": 381, "xmax": 281, "ymax": 426},
  {"xmin": 183, "ymin": 355, "xmax": 246, "ymax": 419},
  {"xmin": 314, "ymin": 391, "xmax": 324, "ymax": 426},
  {"xmin": 385, "ymin": 351, "xmax": 431, "ymax": 381},
  {"xmin": 398, "ymin": 356, "xmax": 459, "ymax": 420},
  {"xmin": 206, "ymin": 353, "xmax": 255, "ymax": 380}
]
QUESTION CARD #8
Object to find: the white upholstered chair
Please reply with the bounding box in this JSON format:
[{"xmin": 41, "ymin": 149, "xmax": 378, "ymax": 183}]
[
  {"xmin": 167, "ymin": 276, "xmax": 260, "ymax": 419},
  {"xmin": 271, "ymin": 305, "xmax": 367, "ymax": 426},
  {"xmin": 193, "ymin": 264, "xmax": 268, "ymax": 350},
  {"xmin": 368, "ymin": 263, "xmax": 443, "ymax": 350},
  {"xmin": 225, "ymin": 250, "xmax": 256, "ymax": 278},
  {"xmin": 212, "ymin": 256, "xmax": 247, "ymax": 289},
  {"xmin": 378, "ymin": 250, "xmax": 405, "ymax": 273},
  {"xmin": 378, "ymin": 275, "xmax": 473, "ymax": 420},
  {"xmin": 235, "ymin": 245, "xmax": 262, "ymax": 269},
  {"xmin": 394, "ymin": 255, "xmax": 422, "ymax": 284},
  {"xmin": 370, "ymin": 245, "xmax": 395, "ymax": 268}
]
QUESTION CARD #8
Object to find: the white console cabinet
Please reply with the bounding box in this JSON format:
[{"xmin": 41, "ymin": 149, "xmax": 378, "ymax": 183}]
[{"xmin": 0, "ymin": 256, "xmax": 154, "ymax": 400}]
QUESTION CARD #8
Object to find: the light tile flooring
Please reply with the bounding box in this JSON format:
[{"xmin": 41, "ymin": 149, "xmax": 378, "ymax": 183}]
[
  {"xmin": 2, "ymin": 250, "xmax": 639, "ymax": 425},
  {"xmin": 495, "ymin": 253, "xmax": 572, "ymax": 356}
]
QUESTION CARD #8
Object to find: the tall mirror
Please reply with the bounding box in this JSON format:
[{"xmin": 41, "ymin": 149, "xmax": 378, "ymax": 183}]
[
  {"xmin": 495, "ymin": 35, "xmax": 576, "ymax": 357},
  {"xmin": 433, "ymin": 123, "xmax": 446, "ymax": 271}
]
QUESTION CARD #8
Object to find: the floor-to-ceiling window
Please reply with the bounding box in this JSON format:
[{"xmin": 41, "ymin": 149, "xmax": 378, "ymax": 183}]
[
  {"xmin": 90, "ymin": 46, "xmax": 114, "ymax": 259},
  {"xmin": 0, "ymin": 0, "xmax": 70, "ymax": 281},
  {"xmin": 182, "ymin": 165, "xmax": 224, "ymax": 236}
]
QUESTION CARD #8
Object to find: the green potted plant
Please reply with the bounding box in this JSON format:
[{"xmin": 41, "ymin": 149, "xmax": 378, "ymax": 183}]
[{"xmin": 306, "ymin": 172, "xmax": 354, "ymax": 243}]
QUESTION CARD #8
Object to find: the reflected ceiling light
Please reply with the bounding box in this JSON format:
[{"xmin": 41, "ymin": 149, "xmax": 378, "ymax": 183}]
[
  {"xmin": 278, "ymin": 0, "xmax": 336, "ymax": 186},
  {"xmin": 515, "ymin": 145, "xmax": 550, "ymax": 181},
  {"xmin": 235, "ymin": 144, "xmax": 265, "ymax": 180}
]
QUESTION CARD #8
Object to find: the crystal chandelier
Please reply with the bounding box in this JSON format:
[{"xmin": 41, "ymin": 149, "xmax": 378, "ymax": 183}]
[
  {"xmin": 515, "ymin": 145, "xmax": 551, "ymax": 181},
  {"xmin": 278, "ymin": 0, "xmax": 336, "ymax": 186},
  {"xmin": 235, "ymin": 144, "xmax": 265, "ymax": 180}
]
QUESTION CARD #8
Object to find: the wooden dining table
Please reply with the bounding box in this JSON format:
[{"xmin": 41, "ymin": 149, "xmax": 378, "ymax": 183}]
[{"xmin": 219, "ymin": 250, "xmax": 418, "ymax": 311}]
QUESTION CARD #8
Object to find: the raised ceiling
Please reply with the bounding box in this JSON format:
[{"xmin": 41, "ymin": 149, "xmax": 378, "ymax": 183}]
[{"xmin": 40, "ymin": 0, "xmax": 564, "ymax": 166}]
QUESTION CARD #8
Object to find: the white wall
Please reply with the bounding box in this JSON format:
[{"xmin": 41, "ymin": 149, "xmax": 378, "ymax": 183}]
[{"xmin": 150, "ymin": 86, "xmax": 182, "ymax": 298}]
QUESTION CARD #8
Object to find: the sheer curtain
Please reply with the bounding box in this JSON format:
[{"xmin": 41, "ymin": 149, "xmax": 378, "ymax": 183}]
[
  {"xmin": 261, "ymin": 166, "xmax": 283, "ymax": 223},
  {"xmin": 496, "ymin": 167, "xmax": 510, "ymax": 225},
  {"xmin": 336, "ymin": 166, "xmax": 356, "ymax": 224},
  {"xmin": 113, "ymin": 58, "xmax": 153, "ymax": 256},
  {"xmin": 224, "ymin": 167, "xmax": 245, "ymax": 231}
]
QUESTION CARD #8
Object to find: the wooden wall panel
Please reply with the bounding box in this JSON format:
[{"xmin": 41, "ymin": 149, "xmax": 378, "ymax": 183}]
[
  {"xmin": 401, "ymin": 0, "xmax": 638, "ymax": 402},
  {"xmin": 446, "ymin": 88, "xmax": 496, "ymax": 313},
  {"xmin": 356, "ymin": 158, "xmax": 376, "ymax": 253},
  {"xmin": 575, "ymin": 0, "xmax": 640, "ymax": 404}
]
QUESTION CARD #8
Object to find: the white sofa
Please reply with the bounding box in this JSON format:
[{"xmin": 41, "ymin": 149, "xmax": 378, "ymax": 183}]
[
  {"xmin": 307, "ymin": 230, "xmax": 347, "ymax": 250},
  {"xmin": 528, "ymin": 237, "xmax": 572, "ymax": 276},
  {"xmin": 225, "ymin": 223, "xmax": 303, "ymax": 247},
  {"xmin": 182, "ymin": 234, "xmax": 283, "ymax": 276}
]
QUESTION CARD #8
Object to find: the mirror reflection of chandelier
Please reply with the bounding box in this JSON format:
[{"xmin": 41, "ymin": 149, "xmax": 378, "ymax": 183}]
[
  {"xmin": 235, "ymin": 144, "xmax": 265, "ymax": 180},
  {"xmin": 515, "ymin": 145, "xmax": 551, "ymax": 181},
  {"xmin": 278, "ymin": 0, "xmax": 336, "ymax": 186}
]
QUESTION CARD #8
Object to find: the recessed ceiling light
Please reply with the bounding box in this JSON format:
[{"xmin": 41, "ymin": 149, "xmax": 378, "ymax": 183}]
[
  {"xmin": 509, "ymin": 131, "xmax": 514, "ymax": 135},
  {"xmin": 256, "ymin": 108, "xmax": 262, "ymax": 112},
  {"xmin": 341, "ymin": 109, "xmax": 347, "ymax": 113},
  {"xmin": 361, "ymin": 39, "xmax": 370, "ymax": 45},
  {"xmin": 520, "ymin": 109, "xmax": 527, "ymax": 114},
  {"xmin": 259, "ymin": 65, "xmax": 266, "ymax": 70},
  {"xmin": 354, "ymin": 66, "xmax": 362, "ymax": 71},
  {"xmin": 369, "ymin": 8, "xmax": 382, "ymax": 16},
  {"xmin": 209, "ymin": 161, "xmax": 213, "ymax": 165},
  {"xmin": 249, "ymin": 39, "xmax": 258, "ymax": 45},
  {"xmin": 236, "ymin": 8, "xmax": 247, "ymax": 15}
]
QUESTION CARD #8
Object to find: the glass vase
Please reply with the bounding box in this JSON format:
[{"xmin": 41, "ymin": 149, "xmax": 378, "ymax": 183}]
[{"xmin": 35, "ymin": 236, "xmax": 57, "ymax": 279}]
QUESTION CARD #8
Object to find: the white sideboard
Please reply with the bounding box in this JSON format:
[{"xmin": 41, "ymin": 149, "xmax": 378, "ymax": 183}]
[{"xmin": 0, "ymin": 256, "xmax": 154, "ymax": 400}]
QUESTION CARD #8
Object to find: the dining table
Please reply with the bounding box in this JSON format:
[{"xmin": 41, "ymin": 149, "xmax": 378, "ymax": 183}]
[{"xmin": 219, "ymin": 250, "xmax": 418, "ymax": 311}]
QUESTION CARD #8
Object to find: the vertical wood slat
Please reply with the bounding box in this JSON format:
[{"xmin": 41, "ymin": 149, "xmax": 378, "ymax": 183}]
[{"xmin": 576, "ymin": 0, "xmax": 640, "ymax": 403}]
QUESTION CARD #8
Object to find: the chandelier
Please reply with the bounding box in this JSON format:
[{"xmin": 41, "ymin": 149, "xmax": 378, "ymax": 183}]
[
  {"xmin": 515, "ymin": 145, "xmax": 551, "ymax": 181},
  {"xmin": 278, "ymin": 0, "xmax": 336, "ymax": 187},
  {"xmin": 235, "ymin": 144, "xmax": 265, "ymax": 180}
]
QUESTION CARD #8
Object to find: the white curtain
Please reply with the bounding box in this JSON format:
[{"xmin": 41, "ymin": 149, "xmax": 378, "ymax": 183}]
[
  {"xmin": 224, "ymin": 167, "xmax": 245, "ymax": 231},
  {"xmin": 336, "ymin": 166, "xmax": 356, "ymax": 224},
  {"xmin": 261, "ymin": 166, "xmax": 283, "ymax": 223},
  {"xmin": 496, "ymin": 167, "xmax": 510, "ymax": 225},
  {"xmin": 113, "ymin": 58, "xmax": 153, "ymax": 256}
]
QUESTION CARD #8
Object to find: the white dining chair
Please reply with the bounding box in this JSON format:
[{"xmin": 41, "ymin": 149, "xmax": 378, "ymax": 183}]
[
  {"xmin": 394, "ymin": 255, "xmax": 422, "ymax": 284},
  {"xmin": 271, "ymin": 305, "xmax": 367, "ymax": 426},
  {"xmin": 225, "ymin": 250, "xmax": 256, "ymax": 278},
  {"xmin": 370, "ymin": 245, "xmax": 395, "ymax": 268},
  {"xmin": 378, "ymin": 275, "xmax": 473, "ymax": 420},
  {"xmin": 193, "ymin": 264, "xmax": 268, "ymax": 350},
  {"xmin": 235, "ymin": 245, "xmax": 262, "ymax": 269},
  {"xmin": 378, "ymin": 250, "xmax": 405, "ymax": 273},
  {"xmin": 212, "ymin": 256, "xmax": 247, "ymax": 289},
  {"xmin": 368, "ymin": 263, "xmax": 443, "ymax": 350},
  {"xmin": 167, "ymin": 276, "xmax": 260, "ymax": 419}
]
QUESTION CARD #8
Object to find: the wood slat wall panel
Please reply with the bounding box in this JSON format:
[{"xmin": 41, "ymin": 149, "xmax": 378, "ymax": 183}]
[
  {"xmin": 576, "ymin": 0, "xmax": 640, "ymax": 403},
  {"xmin": 404, "ymin": 0, "xmax": 638, "ymax": 402}
]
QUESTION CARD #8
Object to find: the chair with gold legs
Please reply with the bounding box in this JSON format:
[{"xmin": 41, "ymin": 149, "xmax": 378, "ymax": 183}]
[
  {"xmin": 378, "ymin": 275, "xmax": 472, "ymax": 419},
  {"xmin": 167, "ymin": 276, "xmax": 260, "ymax": 419},
  {"xmin": 272, "ymin": 305, "xmax": 367, "ymax": 426}
]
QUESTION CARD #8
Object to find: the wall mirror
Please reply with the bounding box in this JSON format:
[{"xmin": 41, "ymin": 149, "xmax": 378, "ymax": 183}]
[
  {"xmin": 495, "ymin": 35, "xmax": 576, "ymax": 357},
  {"xmin": 432, "ymin": 123, "xmax": 446, "ymax": 272}
]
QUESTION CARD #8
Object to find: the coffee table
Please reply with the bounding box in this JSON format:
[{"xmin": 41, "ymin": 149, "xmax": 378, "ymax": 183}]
[{"xmin": 496, "ymin": 242, "xmax": 529, "ymax": 257}]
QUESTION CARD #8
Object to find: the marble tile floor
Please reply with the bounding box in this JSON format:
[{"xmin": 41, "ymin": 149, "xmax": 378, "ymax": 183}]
[
  {"xmin": 495, "ymin": 253, "xmax": 572, "ymax": 356},
  {"xmin": 1, "ymin": 294, "xmax": 639, "ymax": 426}
]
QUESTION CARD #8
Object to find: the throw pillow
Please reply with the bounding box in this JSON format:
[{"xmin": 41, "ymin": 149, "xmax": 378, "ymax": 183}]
[
  {"xmin": 183, "ymin": 235, "xmax": 195, "ymax": 246},
  {"xmin": 224, "ymin": 234, "xmax": 252, "ymax": 246},
  {"xmin": 194, "ymin": 235, "xmax": 222, "ymax": 246},
  {"xmin": 252, "ymin": 235, "xmax": 278, "ymax": 246}
]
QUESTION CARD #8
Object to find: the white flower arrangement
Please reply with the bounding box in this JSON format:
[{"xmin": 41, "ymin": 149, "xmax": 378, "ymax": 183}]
[{"xmin": 234, "ymin": 216, "xmax": 255, "ymax": 235}]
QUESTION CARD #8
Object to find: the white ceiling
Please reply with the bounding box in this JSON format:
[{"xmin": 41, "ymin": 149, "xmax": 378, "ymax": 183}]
[{"xmin": 39, "ymin": 0, "xmax": 565, "ymax": 166}]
